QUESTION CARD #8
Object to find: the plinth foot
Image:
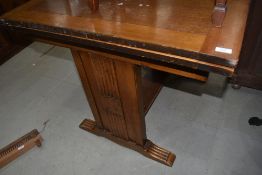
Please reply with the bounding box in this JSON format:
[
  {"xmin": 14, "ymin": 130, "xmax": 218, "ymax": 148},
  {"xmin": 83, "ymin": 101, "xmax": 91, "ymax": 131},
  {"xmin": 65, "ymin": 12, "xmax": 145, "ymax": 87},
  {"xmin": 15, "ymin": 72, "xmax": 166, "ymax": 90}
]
[{"xmin": 79, "ymin": 119, "xmax": 175, "ymax": 166}]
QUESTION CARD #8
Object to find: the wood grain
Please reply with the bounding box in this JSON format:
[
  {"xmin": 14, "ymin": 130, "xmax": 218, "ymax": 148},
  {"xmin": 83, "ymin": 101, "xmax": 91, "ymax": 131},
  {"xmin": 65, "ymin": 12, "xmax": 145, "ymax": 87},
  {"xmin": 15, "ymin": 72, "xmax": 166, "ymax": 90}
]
[{"xmin": 0, "ymin": 0, "xmax": 250, "ymax": 75}]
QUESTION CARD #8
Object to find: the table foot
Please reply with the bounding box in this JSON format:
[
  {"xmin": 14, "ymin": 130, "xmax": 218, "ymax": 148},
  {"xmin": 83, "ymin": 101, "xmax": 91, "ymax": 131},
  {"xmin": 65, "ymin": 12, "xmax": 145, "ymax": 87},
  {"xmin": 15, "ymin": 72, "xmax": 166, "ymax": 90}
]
[
  {"xmin": 231, "ymin": 83, "xmax": 241, "ymax": 89},
  {"xmin": 79, "ymin": 119, "xmax": 175, "ymax": 166},
  {"xmin": 143, "ymin": 140, "xmax": 175, "ymax": 166}
]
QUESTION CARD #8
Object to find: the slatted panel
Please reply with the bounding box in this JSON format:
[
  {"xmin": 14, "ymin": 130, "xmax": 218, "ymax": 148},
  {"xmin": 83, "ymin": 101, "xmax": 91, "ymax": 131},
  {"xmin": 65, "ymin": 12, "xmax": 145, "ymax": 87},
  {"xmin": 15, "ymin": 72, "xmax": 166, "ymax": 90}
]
[{"xmin": 81, "ymin": 52, "xmax": 129, "ymax": 140}]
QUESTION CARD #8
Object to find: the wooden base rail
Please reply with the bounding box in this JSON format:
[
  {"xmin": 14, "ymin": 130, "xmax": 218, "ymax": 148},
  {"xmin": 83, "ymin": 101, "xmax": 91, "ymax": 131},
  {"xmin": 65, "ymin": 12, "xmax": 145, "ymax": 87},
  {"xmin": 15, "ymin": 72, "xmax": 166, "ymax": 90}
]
[
  {"xmin": 80, "ymin": 119, "xmax": 175, "ymax": 166},
  {"xmin": 0, "ymin": 129, "xmax": 43, "ymax": 169}
]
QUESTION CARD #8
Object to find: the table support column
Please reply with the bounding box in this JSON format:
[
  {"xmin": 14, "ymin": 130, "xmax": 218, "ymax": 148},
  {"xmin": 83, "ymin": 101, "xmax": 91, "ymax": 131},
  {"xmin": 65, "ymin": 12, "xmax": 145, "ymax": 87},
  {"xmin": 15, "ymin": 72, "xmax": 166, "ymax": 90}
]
[{"xmin": 71, "ymin": 49, "xmax": 175, "ymax": 166}]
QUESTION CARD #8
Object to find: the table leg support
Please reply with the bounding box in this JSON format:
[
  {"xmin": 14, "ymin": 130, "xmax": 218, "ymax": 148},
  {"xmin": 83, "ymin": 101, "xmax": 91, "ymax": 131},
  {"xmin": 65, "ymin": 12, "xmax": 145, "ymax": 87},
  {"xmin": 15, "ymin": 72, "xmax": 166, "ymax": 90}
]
[
  {"xmin": 71, "ymin": 49, "xmax": 175, "ymax": 166},
  {"xmin": 80, "ymin": 119, "xmax": 175, "ymax": 166}
]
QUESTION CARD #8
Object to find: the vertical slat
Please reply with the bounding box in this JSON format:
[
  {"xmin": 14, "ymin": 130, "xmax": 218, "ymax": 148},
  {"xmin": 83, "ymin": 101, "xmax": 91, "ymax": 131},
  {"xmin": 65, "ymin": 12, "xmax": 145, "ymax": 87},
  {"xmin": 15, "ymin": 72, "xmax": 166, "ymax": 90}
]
[
  {"xmin": 114, "ymin": 61, "xmax": 146, "ymax": 146},
  {"xmin": 71, "ymin": 50, "xmax": 103, "ymax": 128}
]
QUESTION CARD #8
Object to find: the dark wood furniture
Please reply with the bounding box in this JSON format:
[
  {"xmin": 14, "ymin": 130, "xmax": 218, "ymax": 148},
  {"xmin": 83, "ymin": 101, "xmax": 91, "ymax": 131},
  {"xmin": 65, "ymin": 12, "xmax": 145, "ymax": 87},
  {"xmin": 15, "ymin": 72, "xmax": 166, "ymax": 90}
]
[
  {"xmin": 0, "ymin": 0, "xmax": 30, "ymax": 65},
  {"xmin": 233, "ymin": 0, "xmax": 262, "ymax": 90},
  {"xmin": 0, "ymin": 0, "xmax": 250, "ymax": 166}
]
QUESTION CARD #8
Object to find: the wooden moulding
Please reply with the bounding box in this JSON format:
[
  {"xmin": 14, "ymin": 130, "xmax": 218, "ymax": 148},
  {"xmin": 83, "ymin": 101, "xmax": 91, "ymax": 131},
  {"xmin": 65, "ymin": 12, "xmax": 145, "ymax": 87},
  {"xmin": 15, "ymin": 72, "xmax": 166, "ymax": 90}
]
[
  {"xmin": 0, "ymin": 129, "xmax": 43, "ymax": 169},
  {"xmin": 212, "ymin": 0, "xmax": 227, "ymax": 27},
  {"xmin": 0, "ymin": 20, "xmax": 236, "ymax": 76},
  {"xmin": 80, "ymin": 119, "xmax": 176, "ymax": 166},
  {"xmin": 45, "ymin": 38, "xmax": 211, "ymax": 81}
]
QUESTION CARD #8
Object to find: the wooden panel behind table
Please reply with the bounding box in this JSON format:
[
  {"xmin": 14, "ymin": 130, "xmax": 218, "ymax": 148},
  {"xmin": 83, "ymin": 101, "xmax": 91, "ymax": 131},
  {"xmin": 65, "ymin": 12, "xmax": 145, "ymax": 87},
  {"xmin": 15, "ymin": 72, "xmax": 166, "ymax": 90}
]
[
  {"xmin": 0, "ymin": 0, "xmax": 30, "ymax": 65},
  {"xmin": 233, "ymin": 0, "xmax": 262, "ymax": 90}
]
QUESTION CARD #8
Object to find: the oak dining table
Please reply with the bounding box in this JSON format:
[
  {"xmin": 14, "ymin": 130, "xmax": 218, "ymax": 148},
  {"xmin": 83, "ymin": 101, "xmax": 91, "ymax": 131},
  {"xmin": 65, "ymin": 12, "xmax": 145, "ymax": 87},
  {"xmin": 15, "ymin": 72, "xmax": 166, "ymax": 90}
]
[{"xmin": 0, "ymin": 0, "xmax": 250, "ymax": 166}]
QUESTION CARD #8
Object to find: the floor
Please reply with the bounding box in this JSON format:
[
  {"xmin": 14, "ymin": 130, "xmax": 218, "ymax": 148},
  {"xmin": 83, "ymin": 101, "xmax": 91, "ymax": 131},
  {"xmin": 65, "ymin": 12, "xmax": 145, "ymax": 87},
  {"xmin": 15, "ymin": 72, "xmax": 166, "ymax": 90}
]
[{"xmin": 0, "ymin": 42, "xmax": 262, "ymax": 175}]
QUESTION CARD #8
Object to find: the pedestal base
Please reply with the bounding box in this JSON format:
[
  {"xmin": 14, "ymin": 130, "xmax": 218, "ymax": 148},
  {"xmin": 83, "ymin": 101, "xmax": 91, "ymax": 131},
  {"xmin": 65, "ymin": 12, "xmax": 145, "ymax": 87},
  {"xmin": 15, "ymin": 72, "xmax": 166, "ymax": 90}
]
[{"xmin": 79, "ymin": 119, "xmax": 175, "ymax": 167}]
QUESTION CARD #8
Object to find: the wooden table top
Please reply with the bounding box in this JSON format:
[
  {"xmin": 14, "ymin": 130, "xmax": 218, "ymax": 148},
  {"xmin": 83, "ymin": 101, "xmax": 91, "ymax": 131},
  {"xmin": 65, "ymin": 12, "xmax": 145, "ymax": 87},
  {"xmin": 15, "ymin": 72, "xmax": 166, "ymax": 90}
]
[{"xmin": 0, "ymin": 0, "xmax": 250, "ymax": 76}]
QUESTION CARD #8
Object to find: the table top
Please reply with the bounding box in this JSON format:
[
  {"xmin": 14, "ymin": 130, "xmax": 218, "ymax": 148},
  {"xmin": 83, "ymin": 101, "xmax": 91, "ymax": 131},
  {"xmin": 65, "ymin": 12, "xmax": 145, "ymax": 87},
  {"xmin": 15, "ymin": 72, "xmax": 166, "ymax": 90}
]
[{"xmin": 0, "ymin": 0, "xmax": 250, "ymax": 76}]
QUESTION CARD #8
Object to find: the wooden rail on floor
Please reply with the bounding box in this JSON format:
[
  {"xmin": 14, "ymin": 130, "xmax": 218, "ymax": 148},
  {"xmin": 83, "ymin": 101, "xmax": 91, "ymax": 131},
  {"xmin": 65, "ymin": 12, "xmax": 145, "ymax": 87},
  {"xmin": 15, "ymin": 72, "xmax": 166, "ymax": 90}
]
[{"xmin": 0, "ymin": 129, "xmax": 43, "ymax": 169}]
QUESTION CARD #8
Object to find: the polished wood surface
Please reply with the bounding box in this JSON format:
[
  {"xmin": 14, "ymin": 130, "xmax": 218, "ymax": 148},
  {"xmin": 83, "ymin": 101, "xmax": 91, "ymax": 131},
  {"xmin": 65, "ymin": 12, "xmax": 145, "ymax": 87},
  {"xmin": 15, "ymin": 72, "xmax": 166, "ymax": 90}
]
[
  {"xmin": 0, "ymin": 0, "xmax": 250, "ymax": 75},
  {"xmin": 87, "ymin": 0, "xmax": 228, "ymax": 27},
  {"xmin": 87, "ymin": 0, "xmax": 228, "ymax": 26}
]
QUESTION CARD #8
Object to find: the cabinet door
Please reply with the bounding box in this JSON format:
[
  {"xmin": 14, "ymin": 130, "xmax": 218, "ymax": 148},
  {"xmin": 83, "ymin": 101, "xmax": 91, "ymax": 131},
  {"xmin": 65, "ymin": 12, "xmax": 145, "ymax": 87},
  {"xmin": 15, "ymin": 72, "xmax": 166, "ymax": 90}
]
[
  {"xmin": 0, "ymin": 0, "xmax": 30, "ymax": 65},
  {"xmin": 235, "ymin": 0, "xmax": 262, "ymax": 90},
  {"xmin": 0, "ymin": 0, "xmax": 29, "ymax": 14}
]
